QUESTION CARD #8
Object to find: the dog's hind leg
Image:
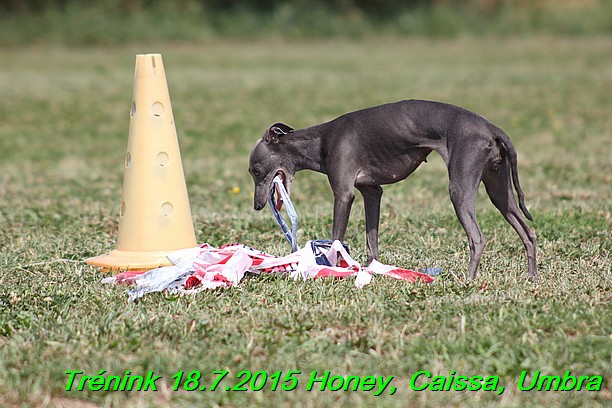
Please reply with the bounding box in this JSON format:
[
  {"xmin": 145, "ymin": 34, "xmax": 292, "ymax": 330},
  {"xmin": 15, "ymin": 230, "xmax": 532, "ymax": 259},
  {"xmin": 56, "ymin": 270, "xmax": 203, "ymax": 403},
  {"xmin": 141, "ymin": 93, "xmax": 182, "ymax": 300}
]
[
  {"xmin": 483, "ymin": 161, "xmax": 537, "ymax": 279},
  {"xmin": 357, "ymin": 185, "xmax": 383, "ymax": 263},
  {"xmin": 447, "ymin": 151, "xmax": 489, "ymax": 280}
]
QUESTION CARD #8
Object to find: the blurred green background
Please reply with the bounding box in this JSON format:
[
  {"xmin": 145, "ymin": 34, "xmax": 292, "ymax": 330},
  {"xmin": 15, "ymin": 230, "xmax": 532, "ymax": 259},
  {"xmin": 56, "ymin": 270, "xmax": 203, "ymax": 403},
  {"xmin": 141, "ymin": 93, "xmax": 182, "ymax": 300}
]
[{"xmin": 1, "ymin": 0, "xmax": 611, "ymax": 46}]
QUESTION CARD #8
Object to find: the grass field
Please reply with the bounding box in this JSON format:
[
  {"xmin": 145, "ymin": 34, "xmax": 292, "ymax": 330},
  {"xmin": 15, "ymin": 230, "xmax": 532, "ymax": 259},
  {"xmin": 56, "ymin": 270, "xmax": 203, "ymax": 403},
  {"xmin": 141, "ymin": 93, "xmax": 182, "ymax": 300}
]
[{"xmin": 0, "ymin": 35, "xmax": 610, "ymax": 407}]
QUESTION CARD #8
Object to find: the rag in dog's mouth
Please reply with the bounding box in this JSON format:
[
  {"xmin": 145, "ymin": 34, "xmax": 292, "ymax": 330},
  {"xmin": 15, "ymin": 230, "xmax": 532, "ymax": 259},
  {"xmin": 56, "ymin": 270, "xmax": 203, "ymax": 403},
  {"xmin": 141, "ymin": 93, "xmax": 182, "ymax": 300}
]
[
  {"xmin": 269, "ymin": 170, "xmax": 292, "ymax": 212},
  {"xmin": 273, "ymin": 170, "xmax": 291, "ymax": 196}
]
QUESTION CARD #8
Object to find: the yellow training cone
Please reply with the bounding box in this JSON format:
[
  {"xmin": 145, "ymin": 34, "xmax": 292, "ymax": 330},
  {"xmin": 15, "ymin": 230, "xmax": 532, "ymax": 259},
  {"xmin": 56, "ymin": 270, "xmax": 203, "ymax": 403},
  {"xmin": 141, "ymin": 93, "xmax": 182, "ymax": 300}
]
[{"xmin": 87, "ymin": 54, "xmax": 196, "ymax": 272}]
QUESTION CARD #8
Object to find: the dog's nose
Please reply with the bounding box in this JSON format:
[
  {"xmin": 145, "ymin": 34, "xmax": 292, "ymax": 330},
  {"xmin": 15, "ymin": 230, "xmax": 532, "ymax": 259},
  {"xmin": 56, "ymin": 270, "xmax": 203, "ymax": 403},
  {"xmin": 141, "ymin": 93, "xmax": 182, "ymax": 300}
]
[{"xmin": 254, "ymin": 202, "xmax": 263, "ymax": 211}]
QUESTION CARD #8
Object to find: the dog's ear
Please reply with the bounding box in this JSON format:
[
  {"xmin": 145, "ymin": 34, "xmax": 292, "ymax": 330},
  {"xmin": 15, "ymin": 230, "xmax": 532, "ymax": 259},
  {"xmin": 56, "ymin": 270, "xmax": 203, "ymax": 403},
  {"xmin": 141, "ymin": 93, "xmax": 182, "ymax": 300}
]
[{"xmin": 264, "ymin": 122, "xmax": 294, "ymax": 143}]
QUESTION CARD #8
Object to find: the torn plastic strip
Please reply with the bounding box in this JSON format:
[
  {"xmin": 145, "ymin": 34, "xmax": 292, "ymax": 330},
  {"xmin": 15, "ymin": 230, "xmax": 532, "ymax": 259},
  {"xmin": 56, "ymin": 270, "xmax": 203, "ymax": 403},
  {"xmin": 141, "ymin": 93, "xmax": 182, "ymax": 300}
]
[{"xmin": 269, "ymin": 175, "xmax": 299, "ymax": 252}]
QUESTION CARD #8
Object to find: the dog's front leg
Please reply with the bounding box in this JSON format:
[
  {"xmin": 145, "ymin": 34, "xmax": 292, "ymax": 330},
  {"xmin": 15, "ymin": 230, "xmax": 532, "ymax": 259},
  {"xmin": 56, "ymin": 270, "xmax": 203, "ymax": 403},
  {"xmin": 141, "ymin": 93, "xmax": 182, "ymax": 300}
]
[
  {"xmin": 331, "ymin": 187, "xmax": 355, "ymax": 244},
  {"xmin": 357, "ymin": 185, "xmax": 383, "ymax": 263}
]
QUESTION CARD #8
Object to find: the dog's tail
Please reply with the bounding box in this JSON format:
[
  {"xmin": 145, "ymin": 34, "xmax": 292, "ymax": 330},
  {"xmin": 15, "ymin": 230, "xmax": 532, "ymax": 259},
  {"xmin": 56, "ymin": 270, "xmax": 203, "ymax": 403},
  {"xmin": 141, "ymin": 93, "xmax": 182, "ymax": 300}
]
[{"xmin": 494, "ymin": 127, "xmax": 533, "ymax": 222}]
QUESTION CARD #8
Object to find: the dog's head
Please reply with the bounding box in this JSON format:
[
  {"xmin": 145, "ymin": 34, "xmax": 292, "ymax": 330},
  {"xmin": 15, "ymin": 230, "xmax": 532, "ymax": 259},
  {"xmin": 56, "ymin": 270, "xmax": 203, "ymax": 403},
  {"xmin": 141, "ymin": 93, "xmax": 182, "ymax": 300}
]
[{"xmin": 248, "ymin": 122, "xmax": 295, "ymax": 211}]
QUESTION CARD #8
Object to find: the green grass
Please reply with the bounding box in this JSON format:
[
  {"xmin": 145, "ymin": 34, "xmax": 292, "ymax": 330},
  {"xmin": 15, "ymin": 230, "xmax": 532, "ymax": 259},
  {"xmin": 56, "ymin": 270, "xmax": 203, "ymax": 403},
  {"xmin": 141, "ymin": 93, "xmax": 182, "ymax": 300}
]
[{"xmin": 0, "ymin": 36, "xmax": 611, "ymax": 407}]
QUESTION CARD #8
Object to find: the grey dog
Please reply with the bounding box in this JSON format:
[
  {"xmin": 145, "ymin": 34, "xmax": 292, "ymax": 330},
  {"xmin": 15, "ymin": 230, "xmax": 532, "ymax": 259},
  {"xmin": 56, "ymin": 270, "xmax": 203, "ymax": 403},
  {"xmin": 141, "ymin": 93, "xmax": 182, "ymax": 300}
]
[{"xmin": 249, "ymin": 100, "xmax": 537, "ymax": 279}]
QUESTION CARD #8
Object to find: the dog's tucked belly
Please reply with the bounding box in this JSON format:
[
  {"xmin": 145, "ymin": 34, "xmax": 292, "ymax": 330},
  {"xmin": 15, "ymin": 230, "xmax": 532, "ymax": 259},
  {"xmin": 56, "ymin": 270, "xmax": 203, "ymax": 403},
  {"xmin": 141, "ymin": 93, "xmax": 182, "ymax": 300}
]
[{"xmin": 355, "ymin": 149, "xmax": 432, "ymax": 186}]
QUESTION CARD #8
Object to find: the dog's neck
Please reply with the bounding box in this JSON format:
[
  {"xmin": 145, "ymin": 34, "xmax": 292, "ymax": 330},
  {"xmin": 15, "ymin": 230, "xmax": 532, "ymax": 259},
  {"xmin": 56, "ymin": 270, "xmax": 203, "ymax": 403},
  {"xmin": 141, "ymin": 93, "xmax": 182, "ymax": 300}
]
[{"xmin": 282, "ymin": 125, "xmax": 327, "ymax": 174}]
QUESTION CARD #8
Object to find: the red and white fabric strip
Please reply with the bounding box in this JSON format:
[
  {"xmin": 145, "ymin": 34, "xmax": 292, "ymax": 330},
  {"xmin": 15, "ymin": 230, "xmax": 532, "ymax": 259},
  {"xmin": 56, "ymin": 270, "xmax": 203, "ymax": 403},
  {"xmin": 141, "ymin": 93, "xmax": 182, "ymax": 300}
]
[{"xmin": 102, "ymin": 241, "xmax": 434, "ymax": 301}]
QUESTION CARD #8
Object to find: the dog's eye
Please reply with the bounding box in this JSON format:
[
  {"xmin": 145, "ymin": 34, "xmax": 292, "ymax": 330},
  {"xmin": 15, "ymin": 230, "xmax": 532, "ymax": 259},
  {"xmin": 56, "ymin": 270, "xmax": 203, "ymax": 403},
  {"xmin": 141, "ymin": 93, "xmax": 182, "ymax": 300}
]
[{"xmin": 252, "ymin": 168, "xmax": 260, "ymax": 177}]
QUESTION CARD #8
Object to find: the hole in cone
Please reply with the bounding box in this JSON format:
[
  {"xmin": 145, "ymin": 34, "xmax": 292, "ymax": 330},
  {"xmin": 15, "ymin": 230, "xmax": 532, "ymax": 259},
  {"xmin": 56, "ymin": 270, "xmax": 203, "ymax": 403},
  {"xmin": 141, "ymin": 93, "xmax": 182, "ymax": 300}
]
[
  {"xmin": 151, "ymin": 102, "xmax": 164, "ymax": 117},
  {"xmin": 161, "ymin": 201, "xmax": 174, "ymax": 216},
  {"xmin": 157, "ymin": 151, "xmax": 169, "ymax": 166},
  {"xmin": 120, "ymin": 201, "xmax": 126, "ymax": 217}
]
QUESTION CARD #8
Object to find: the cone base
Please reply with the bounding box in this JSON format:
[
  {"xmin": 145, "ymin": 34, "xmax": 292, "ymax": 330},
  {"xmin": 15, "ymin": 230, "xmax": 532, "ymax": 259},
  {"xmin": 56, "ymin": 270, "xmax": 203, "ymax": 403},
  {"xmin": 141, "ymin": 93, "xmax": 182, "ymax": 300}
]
[{"xmin": 86, "ymin": 249, "xmax": 175, "ymax": 273}]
